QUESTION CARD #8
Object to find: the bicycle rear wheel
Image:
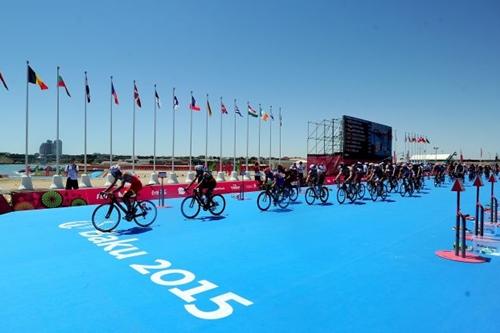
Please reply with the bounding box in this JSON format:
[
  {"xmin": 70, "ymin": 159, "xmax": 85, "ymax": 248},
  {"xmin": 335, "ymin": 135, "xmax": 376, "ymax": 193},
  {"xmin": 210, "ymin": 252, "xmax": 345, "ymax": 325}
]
[
  {"xmin": 134, "ymin": 200, "xmax": 157, "ymax": 227},
  {"xmin": 305, "ymin": 188, "xmax": 316, "ymax": 205},
  {"xmin": 400, "ymin": 183, "xmax": 407, "ymax": 197},
  {"xmin": 181, "ymin": 196, "xmax": 201, "ymax": 219},
  {"xmin": 257, "ymin": 191, "xmax": 272, "ymax": 211},
  {"xmin": 92, "ymin": 203, "xmax": 121, "ymax": 232},
  {"xmin": 209, "ymin": 194, "xmax": 226, "ymax": 216}
]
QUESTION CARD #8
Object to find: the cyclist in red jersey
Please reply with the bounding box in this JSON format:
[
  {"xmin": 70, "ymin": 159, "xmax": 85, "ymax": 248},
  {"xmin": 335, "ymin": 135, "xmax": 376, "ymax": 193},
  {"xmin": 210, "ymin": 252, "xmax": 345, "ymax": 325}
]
[{"xmin": 102, "ymin": 165, "xmax": 143, "ymax": 219}]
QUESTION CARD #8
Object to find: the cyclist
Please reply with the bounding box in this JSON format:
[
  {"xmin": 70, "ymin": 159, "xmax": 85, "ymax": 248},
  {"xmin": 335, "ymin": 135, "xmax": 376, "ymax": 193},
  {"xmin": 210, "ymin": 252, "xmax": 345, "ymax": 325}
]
[
  {"xmin": 102, "ymin": 165, "xmax": 143, "ymax": 219},
  {"xmin": 334, "ymin": 163, "xmax": 349, "ymax": 184},
  {"xmin": 306, "ymin": 164, "xmax": 319, "ymax": 186},
  {"xmin": 317, "ymin": 163, "xmax": 327, "ymax": 187},
  {"xmin": 186, "ymin": 165, "xmax": 217, "ymax": 207}
]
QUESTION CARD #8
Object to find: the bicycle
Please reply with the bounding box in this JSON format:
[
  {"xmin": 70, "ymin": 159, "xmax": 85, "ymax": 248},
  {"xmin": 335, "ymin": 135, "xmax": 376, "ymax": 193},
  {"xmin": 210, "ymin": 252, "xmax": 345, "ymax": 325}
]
[
  {"xmin": 399, "ymin": 178, "xmax": 414, "ymax": 197},
  {"xmin": 257, "ymin": 184, "xmax": 291, "ymax": 211},
  {"xmin": 92, "ymin": 192, "xmax": 157, "ymax": 232},
  {"xmin": 369, "ymin": 180, "xmax": 388, "ymax": 201},
  {"xmin": 336, "ymin": 181, "xmax": 357, "ymax": 204},
  {"xmin": 286, "ymin": 180, "xmax": 301, "ymax": 202},
  {"xmin": 181, "ymin": 188, "xmax": 226, "ymax": 219},
  {"xmin": 434, "ymin": 174, "xmax": 444, "ymax": 187},
  {"xmin": 305, "ymin": 183, "xmax": 329, "ymax": 205}
]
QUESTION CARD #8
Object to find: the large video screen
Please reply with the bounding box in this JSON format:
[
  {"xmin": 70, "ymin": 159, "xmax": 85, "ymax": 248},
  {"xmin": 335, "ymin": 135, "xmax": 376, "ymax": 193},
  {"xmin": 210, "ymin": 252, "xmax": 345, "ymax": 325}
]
[{"xmin": 342, "ymin": 116, "xmax": 392, "ymax": 160}]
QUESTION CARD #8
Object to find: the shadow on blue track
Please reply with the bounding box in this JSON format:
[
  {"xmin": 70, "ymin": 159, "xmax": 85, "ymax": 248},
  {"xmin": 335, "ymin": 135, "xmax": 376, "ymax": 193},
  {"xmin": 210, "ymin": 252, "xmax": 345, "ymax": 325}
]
[
  {"xmin": 319, "ymin": 202, "xmax": 334, "ymax": 206},
  {"xmin": 351, "ymin": 201, "xmax": 366, "ymax": 205},
  {"xmin": 188, "ymin": 215, "xmax": 227, "ymax": 222},
  {"xmin": 268, "ymin": 208, "xmax": 293, "ymax": 213},
  {"xmin": 115, "ymin": 226, "xmax": 153, "ymax": 235},
  {"xmin": 290, "ymin": 201, "xmax": 303, "ymax": 205}
]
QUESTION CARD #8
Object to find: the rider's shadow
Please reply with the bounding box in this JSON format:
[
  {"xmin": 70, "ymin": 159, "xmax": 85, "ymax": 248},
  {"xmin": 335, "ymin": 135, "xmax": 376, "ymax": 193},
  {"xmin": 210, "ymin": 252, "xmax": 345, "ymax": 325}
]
[
  {"xmin": 269, "ymin": 208, "xmax": 293, "ymax": 213},
  {"xmin": 116, "ymin": 226, "xmax": 153, "ymax": 235},
  {"xmin": 351, "ymin": 201, "xmax": 366, "ymax": 205},
  {"xmin": 290, "ymin": 201, "xmax": 303, "ymax": 205},
  {"xmin": 319, "ymin": 202, "xmax": 334, "ymax": 206},
  {"xmin": 192, "ymin": 215, "xmax": 227, "ymax": 222}
]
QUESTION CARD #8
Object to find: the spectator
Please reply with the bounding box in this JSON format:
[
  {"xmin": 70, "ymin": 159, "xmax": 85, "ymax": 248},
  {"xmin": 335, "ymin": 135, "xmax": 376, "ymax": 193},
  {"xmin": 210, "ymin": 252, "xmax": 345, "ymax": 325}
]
[
  {"xmin": 297, "ymin": 161, "xmax": 305, "ymax": 186},
  {"xmin": 65, "ymin": 159, "xmax": 79, "ymax": 190},
  {"xmin": 254, "ymin": 162, "xmax": 262, "ymax": 183}
]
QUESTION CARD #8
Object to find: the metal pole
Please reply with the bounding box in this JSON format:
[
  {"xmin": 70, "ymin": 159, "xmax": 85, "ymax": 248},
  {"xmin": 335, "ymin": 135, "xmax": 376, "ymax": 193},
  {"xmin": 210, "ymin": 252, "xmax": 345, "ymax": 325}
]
[
  {"xmin": 246, "ymin": 102, "xmax": 249, "ymax": 173},
  {"xmin": 279, "ymin": 107, "xmax": 282, "ymax": 165},
  {"xmin": 172, "ymin": 87, "xmax": 176, "ymax": 172},
  {"xmin": 475, "ymin": 185, "xmax": 480, "ymax": 236},
  {"xmin": 153, "ymin": 84, "xmax": 157, "ymax": 172},
  {"xmin": 25, "ymin": 61, "xmax": 29, "ymax": 174},
  {"xmin": 258, "ymin": 104, "xmax": 261, "ymax": 165},
  {"xmin": 269, "ymin": 105, "xmax": 272, "ymax": 168},
  {"xmin": 132, "ymin": 80, "xmax": 136, "ymax": 172},
  {"xmin": 205, "ymin": 94, "xmax": 209, "ymax": 169},
  {"xmin": 189, "ymin": 91, "xmax": 193, "ymax": 171},
  {"xmin": 219, "ymin": 97, "xmax": 223, "ymax": 172},
  {"xmin": 56, "ymin": 66, "xmax": 60, "ymax": 174},
  {"xmin": 307, "ymin": 122, "xmax": 310, "ymax": 156},
  {"xmin": 84, "ymin": 72, "xmax": 88, "ymax": 174},
  {"xmin": 455, "ymin": 191, "xmax": 461, "ymax": 256},
  {"xmin": 233, "ymin": 99, "xmax": 237, "ymax": 172},
  {"xmin": 110, "ymin": 76, "xmax": 113, "ymax": 167}
]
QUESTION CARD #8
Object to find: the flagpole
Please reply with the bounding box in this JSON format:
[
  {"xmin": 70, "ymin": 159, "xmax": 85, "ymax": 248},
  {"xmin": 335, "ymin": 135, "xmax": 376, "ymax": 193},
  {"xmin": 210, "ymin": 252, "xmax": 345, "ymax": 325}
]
[
  {"xmin": 258, "ymin": 103, "xmax": 261, "ymax": 165},
  {"xmin": 219, "ymin": 97, "xmax": 223, "ymax": 172},
  {"xmin": 25, "ymin": 61, "xmax": 30, "ymax": 174},
  {"xmin": 269, "ymin": 105, "xmax": 272, "ymax": 168},
  {"xmin": 233, "ymin": 99, "xmax": 237, "ymax": 172},
  {"xmin": 110, "ymin": 76, "xmax": 113, "ymax": 167},
  {"xmin": 56, "ymin": 66, "xmax": 60, "ymax": 174},
  {"xmin": 189, "ymin": 91, "xmax": 193, "ymax": 171},
  {"xmin": 153, "ymin": 84, "xmax": 157, "ymax": 172},
  {"xmin": 84, "ymin": 71, "xmax": 88, "ymax": 174},
  {"xmin": 279, "ymin": 107, "xmax": 282, "ymax": 165},
  {"xmin": 205, "ymin": 94, "xmax": 209, "ymax": 169},
  {"xmin": 132, "ymin": 80, "xmax": 136, "ymax": 172},
  {"xmin": 172, "ymin": 88, "xmax": 176, "ymax": 173},
  {"xmin": 246, "ymin": 102, "xmax": 249, "ymax": 174}
]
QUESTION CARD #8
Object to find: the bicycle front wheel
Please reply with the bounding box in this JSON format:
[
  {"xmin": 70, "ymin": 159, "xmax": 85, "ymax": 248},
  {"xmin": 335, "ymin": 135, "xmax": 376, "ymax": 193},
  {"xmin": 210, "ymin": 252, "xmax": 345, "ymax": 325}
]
[
  {"xmin": 357, "ymin": 183, "xmax": 366, "ymax": 199},
  {"xmin": 305, "ymin": 188, "xmax": 316, "ymax": 205},
  {"xmin": 289, "ymin": 187, "xmax": 299, "ymax": 202},
  {"xmin": 134, "ymin": 200, "xmax": 157, "ymax": 227},
  {"xmin": 181, "ymin": 196, "xmax": 201, "ymax": 219},
  {"xmin": 257, "ymin": 191, "xmax": 272, "ymax": 211},
  {"xmin": 319, "ymin": 186, "xmax": 329, "ymax": 203},
  {"xmin": 92, "ymin": 203, "xmax": 121, "ymax": 232},
  {"xmin": 209, "ymin": 194, "xmax": 226, "ymax": 216},
  {"xmin": 277, "ymin": 190, "xmax": 290, "ymax": 209},
  {"xmin": 337, "ymin": 188, "xmax": 346, "ymax": 204}
]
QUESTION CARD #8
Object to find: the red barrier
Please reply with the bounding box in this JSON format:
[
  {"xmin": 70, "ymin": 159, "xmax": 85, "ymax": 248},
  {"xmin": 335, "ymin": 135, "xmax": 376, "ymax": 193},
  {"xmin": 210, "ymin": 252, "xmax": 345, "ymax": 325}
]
[{"xmin": 10, "ymin": 180, "xmax": 260, "ymax": 211}]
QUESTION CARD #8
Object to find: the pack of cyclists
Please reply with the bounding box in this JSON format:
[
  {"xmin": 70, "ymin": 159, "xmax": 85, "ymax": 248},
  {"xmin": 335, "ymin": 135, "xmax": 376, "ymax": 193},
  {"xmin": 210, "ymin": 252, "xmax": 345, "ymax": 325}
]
[{"xmin": 100, "ymin": 159, "xmax": 499, "ymax": 219}]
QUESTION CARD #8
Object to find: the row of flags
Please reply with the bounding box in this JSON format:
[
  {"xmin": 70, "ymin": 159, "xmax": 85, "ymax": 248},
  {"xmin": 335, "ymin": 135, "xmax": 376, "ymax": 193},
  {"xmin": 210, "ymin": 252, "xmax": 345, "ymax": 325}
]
[
  {"xmin": 404, "ymin": 133, "xmax": 431, "ymax": 144},
  {"xmin": 1, "ymin": 65, "xmax": 283, "ymax": 126}
]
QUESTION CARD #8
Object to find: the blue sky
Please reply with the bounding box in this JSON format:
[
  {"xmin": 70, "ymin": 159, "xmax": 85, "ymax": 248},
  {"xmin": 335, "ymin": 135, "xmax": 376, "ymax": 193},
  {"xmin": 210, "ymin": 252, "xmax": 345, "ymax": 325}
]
[{"xmin": 0, "ymin": 0, "xmax": 499, "ymax": 159}]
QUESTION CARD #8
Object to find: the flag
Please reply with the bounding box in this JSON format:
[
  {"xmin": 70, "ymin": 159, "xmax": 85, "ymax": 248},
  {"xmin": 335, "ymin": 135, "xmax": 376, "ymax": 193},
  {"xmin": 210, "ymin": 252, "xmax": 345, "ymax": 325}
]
[
  {"xmin": 425, "ymin": 137, "xmax": 430, "ymax": 144},
  {"xmin": 270, "ymin": 109, "xmax": 274, "ymax": 120},
  {"xmin": 460, "ymin": 150, "xmax": 463, "ymax": 163},
  {"xmin": 155, "ymin": 89, "xmax": 161, "ymax": 108},
  {"xmin": 480, "ymin": 148, "xmax": 483, "ymax": 159},
  {"xmin": 173, "ymin": 95, "xmax": 179, "ymax": 110},
  {"xmin": 261, "ymin": 112, "xmax": 270, "ymax": 121},
  {"xmin": 0, "ymin": 72, "xmax": 8, "ymax": 90},
  {"xmin": 28, "ymin": 65, "xmax": 48, "ymax": 90},
  {"xmin": 190, "ymin": 96, "xmax": 200, "ymax": 111},
  {"xmin": 134, "ymin": 83, "xmax": 141, "ymax": 108},
  {"xmin": 57, "ymin": 75, "xmax": 71, "ymax": 97},
  {"xmin": 279, "ymin": 112, "xmax": 282, "ymax": 127},
  {"xmin": 404, "ymin": 133, "xmax": 407, "ymax": 142},
  {"xmin": 221, "ymin": 102, "xmax": 228, "ymax": 114},
  {"xmin": 111, "ymin": 82, "xmax": 119, "ymax": 105},
  {"xmin": 85, "ymin": 76, "xmax": 90, "ymax": 103},
  {"xmin": 235, "ymin": 104, "xmax": 243, "ymax": 117},
  {"xmin": 248, "ymin": 104, "xmax": 258, "ymax": 117},
  {"xmin": 207, "ymin": 99, "xmax": 212, "ymax": 116}
]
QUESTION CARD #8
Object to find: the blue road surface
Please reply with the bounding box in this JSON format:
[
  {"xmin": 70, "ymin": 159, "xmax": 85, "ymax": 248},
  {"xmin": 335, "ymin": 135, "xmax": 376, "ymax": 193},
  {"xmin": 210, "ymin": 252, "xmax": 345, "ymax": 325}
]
[{"xmin": 1, "ymin": 179, "xmax": 499, "ymax": 333}]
